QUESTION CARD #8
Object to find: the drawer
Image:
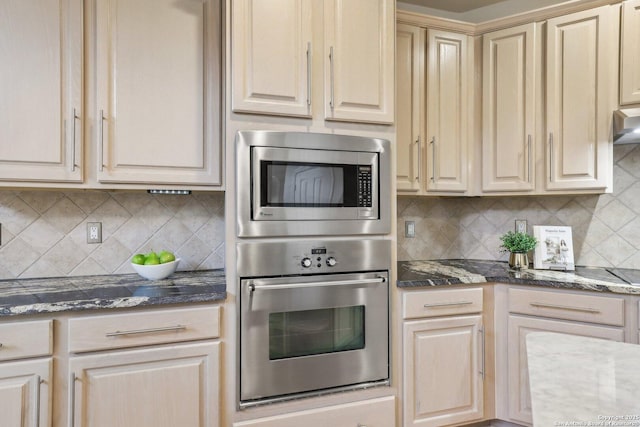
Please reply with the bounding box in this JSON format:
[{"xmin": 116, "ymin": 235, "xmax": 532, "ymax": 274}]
[
  {"xmin": 403, "ymin": 287, "xmax": 483, "ymax": 319},
  {"xmin": 0, "ymin": 319, "xmax": 52, "ymax": 361},
  {"xmin": 233, "ymin": 396, "xmax": 395, "ymax": 427},
  {"xmin": 68, "ymin": 305, "xmax": 220, "ymax": 353},
  {"xmin": 509, "ymin": 287, "xmax": 624, "ymax": 326}
]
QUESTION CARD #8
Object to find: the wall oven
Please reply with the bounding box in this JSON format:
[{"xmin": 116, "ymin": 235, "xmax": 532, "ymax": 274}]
[
  {"xmin": 237, "ymin": 239, "xmax": 390, "ymax": 407},
  {"xmin": 235, "ymin": 130, "xmax": 391, "ymax": 237}
]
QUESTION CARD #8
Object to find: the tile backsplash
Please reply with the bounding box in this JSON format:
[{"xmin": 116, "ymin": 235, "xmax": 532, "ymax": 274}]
[
  {"xmin": 398, "ymin": 144, "xmax": 640, "ymax": 269},
  {"xmin": 0, "ymin": 190, "xmax": 224, "ymax": 280}
]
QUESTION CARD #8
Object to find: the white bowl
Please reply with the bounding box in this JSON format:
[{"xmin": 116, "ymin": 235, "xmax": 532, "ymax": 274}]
[{"xmin": 131, "ymin": 258, "xmax": 180, "ymax": 281}]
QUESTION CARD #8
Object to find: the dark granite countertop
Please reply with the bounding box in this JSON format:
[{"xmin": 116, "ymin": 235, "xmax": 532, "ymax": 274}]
[
  {"xmin": 0, "ymin": 270, "xmax": 226, "ymax": 317},
  {"xmin": 397, "ymin": 260, "xmax": 640, "ymax": 295}
]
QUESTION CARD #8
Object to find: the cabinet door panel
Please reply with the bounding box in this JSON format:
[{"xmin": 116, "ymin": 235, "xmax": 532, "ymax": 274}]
[
  {"xmin": 70, "ymin": 342, "xmax": 219, "ymax": 427},
  {"xmin": 425, "ymin": 30, "xmax": 468, "ymax": 193},
  {"xmin": 324, "ymin": 0, "xmax": 394, "ymax": 124},
  {"xmin": 621, "ymin": 0, "xmax": 640, "ymax": 105},
  {"xmin": 96, "ymin": 0, "xmax": 221, "ymax": 185},
  {"xmin": 0, "ymin": 358, "xmax": 52, "ymax": 427},
  {"xmin": 232, "ymin": 0, "xmax": 312, "ymax": 116},
  {"xmin": 0, "ymin": 0, "xmax": 82, "ymax": 183},
  {"xmin": 507, "ymin": 315, "xmax": 623, "ymax": 425},
  {"xmin": 396, "ymin": 24, "xmax": 423, "ymax": 192},
  {"xmin": 545, "ymin": 6, "xmax": 617, "ymax": 191},
  {"xmin": 482, "ymin": 24, "xmax": 535, "ymax": 192},
  {"xmin": 404, "ymin": 315, "xmax": 483, "ymax": 427}
]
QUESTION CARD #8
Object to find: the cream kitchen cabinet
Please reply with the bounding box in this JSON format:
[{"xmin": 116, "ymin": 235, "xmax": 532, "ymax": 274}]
[
  {"xmin": 396, "ymin": 24, "xmax": 424, "ymax": 192},
  {"xmin": 482, "ymin": 23, "xmax": 537, "ymax": 193},
  {"xmin": 95, "ymin": 0, "xmax": 222, "ymax": 186},
  {"xmin": 67, "ymin": 306, "xmax": 221, "ymax": 427},
  {"xmin": 402, "ymin": 288, "xmax": 484, "ymax": 427},
  {"xmin": 621, "ymin": 0, "xmax": 640, "ymax": 105},
  {"xmin": 504, "ymin": 287, "xmax": 625, "ymax": 425},
  {"xmin": 0, "ymin": 0, "xmax": 83, "ymax": 184},
  {"xmin": 395, "ymin": 24, "xmax": 472, "ymax": 196},
  {"xmin": 0, "ymin": 320, "xmax": 53, "ymax": 427},
  {"xmin": 545, "ymin": 5, "xmax": 618, "ymax": 192},
  {"xmin": 231, "ymin": 0, "xmax": 394, "ymax": 124},
  {"xmin": 232, "ymin": 396, "xmax": 395, "ymax": 427}
]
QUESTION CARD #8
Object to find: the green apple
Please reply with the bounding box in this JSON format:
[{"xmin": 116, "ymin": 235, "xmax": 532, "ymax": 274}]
[
  {"xmin": 144, "ymin": 252, "xmax": 160, "ymax": 265},
  {"xmin": 159, "ymin": 250, "xmax": 176, "ymax": 264},
  {"xmin": 131, "ymin": 253, "xmax": 146, "ymax": 265}
]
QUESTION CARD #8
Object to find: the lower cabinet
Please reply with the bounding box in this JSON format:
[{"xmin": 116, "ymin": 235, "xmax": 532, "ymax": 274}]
[
  {"xmin": 69, "ymin": 342, "xmax": 220, "ymax": 427},
  {"xmin": 402, "ymin": 287, "xmax": 485, "ymax": 427},
  {"xmin": 232, "ymin": 396, "xmax": 396, "ymax": 427},
  {"xmin": 0, "ymin": 358, "xmax": 52, "ymax": 427}
]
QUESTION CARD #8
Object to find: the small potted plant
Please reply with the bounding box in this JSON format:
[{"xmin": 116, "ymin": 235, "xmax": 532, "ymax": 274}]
[{"xmin": 499, "ymin": 231, "xmax": 538, "ymax": 269}]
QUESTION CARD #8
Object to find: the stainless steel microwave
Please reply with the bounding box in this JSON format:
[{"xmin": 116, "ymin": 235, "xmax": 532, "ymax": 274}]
[{"xmin": 235, "ymin": 131, "xmax": 391, "ymax": 237}]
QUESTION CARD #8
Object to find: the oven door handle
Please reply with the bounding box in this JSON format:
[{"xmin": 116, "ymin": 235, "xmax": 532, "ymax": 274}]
[{"xmin": 249, "ymin": 276, "xmax": 386, "ymax": 292}]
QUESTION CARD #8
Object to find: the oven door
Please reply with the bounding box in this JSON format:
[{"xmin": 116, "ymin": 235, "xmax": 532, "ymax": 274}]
[{"xmin": 239, "ymin": 271, "xmax": 389, "ymax": 405}]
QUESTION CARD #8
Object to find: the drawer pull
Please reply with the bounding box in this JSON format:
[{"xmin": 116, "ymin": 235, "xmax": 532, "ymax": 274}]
[
  {"xmin": 424, "ymin": 301, "xmax": 473, "ymax": 308},
  {"xmin": 105, "ymin": 325, "xmax": 186, "ymax": 337},
  {"xmin": 530, "ymin": 302, "xmax": 600, "ymax": 314}
]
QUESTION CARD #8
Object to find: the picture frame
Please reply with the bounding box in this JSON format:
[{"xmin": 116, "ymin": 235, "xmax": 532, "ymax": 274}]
[{"xmin": 533, "ymin": 225, "xmax": 575, "ymax": 270}]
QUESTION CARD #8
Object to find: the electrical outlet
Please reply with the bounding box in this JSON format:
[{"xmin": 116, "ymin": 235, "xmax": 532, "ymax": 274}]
[
  {"xmin": 405, "ymin": 220, "xmax": 416, "ymax": 238},
  {"xmin": 87, "ymin": 222, "xmax": 102, "ymax": 244},
  {"xmin": 515, "ymin": 219, "xmax": 527, "ymax": 234}
]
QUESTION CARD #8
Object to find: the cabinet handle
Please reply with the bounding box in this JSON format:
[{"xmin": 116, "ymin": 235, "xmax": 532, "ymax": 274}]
[
  {"xmin": 34, "ymin": 375, "xmax": 41, "ymax": 426},
  {"xmin": 430, "ymin": 136, "xmax": 436, "ymax": 182},
  {"xmin": 329, "ymin": 46, "xmax": 335, "ymax": 109},
  {"xmin": 68, "ymin": 373, "xmax": 77, "ymax": 427},
  {"xmin": 99, "ymin": 109, "xmax": 106, "ymax": 171},
  {"xmin": 529, "ymin": 302, "xmax": 601, "ymax": 314},
  {"xmin": 71, "ymin": 108, "xmax": 80, "ymax": 172},
  {"xmin": 105, "ymin": 324, "xmax": 187, "ymax": 337},
  {"xmin": 548, "ymin": 132, "xmax": 553, "ymax": 182},
  {"xmin": 479, "ymin": 327, "xmax": 485, "ymax": 380},
  {"xmin": 306, "ymin": 42, "xmax": 312, "ymax": 107},
  {"xmin": 423, "ymin": 301, "xmax": 473, "ymax": 308},
  {"xmin": 527, "ymin": 134, "xmax": 532, "ymax": 183},
  {"xmin": 415, "ymin": 136, "xmax": 421, "ymax": 182}
]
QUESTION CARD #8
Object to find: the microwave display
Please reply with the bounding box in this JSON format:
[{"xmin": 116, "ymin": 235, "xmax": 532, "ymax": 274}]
[{"xmin": 261, "ymin": 161, "xmax": 372, "ymax": 208}]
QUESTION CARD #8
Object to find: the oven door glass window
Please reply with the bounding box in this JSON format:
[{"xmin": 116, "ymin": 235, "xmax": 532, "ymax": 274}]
[{"xmin": 269, "ymin": 306, "xmax": 365, "ymax": 360}]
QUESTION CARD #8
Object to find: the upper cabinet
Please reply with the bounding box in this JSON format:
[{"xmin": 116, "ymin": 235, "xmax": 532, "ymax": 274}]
[
  {"xmin": 323, "ymin": 0, "xmax": 394, "ymax": 124},
  {"xmin": 425, "ymin": 29, "xmax": 470, "ymax": 194},
  {"xmin": 0, "ymin": 0, "xmax": 83, "ymax": 183},
  {"xmin": 395, "ymin": 21, "xmax": 472, "ymax": 196},
  {"xmin": 232, "ymin": 0, "xmax": 394, "ymax": 124},
  {"xmin": 95, "ymin": 0, "xmax": 222, "ymax": 186},
  {"xmin": 620, "ymin": 0, "xmax": 640, "ymax": 105},
  {"xmin": 482, "ymin": 23, "xmax": 536, "ymax": 193},
  {"xmin": 231, "ymin": 0, "xmax": 313, "ymax": 117},
  {"xmin": 545, "ymin": 5, "xmax": 618, "ymax": 191}
]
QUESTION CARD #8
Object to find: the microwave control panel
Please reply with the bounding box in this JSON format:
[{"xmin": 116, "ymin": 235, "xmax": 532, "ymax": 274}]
[{"xmin": 357, "ymin": 166, "xmax": 372, "ymax": 207}]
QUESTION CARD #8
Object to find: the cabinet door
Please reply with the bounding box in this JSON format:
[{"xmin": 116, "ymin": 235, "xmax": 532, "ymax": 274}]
[
  {"xmin": 425, "ymin": 29, "xmax": 469, "ymax": 193},
  {"xmin": 396, "ymin": 24, "xmax": 424, "ymax": 193},
  {"xmin": 324, "ymin": 0, "xmax": 394, "ymax": 124},
  {"xmin": 0, "ymin": 358, "xmax": 52, "ymax": 427},
  {"xmin": 545, "ymin": 5, "xmax": 618, "ymax": 191},
  {"xmin": 69, "ymin": 342, "xmax": 220, "ymax": 427},
  {"xmin": 0, "ymin": 0, "xmax": 82, "ymax": 183},
  {"xmin": 95, "ymin": 0, "xmax": 222, "ymax": 186},
  {"xmin": 621, "ymin": 0, "xmax": 640, "ymax": 105},
  {"xmin": 482, "ymin": 23, "xmax": 536, "ymax": 193},
  {"xmin": 507, "ymin": 315, "xmax": 624, "ymax": 425},
  {"xmin": 231, "ymin": 0, "xmax": 313, "ymax": 116},
  {"xmin": 403, "ymin": 315, "xmax": 483, "ymax": 427}
]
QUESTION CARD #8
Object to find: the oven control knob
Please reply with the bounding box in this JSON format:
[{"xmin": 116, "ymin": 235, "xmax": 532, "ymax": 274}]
[
  {"xmin": 326, "ymin": 256, "xmax": 337, "ymax": 267},
  {"xmin": 301, "ymin": 257, "xmax": 312, "ymax": 268}
]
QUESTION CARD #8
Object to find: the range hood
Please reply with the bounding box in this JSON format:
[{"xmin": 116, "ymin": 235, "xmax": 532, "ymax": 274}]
[{"xmin": 613, "ymin": 108, "xmax": 640, "ymax": 144}]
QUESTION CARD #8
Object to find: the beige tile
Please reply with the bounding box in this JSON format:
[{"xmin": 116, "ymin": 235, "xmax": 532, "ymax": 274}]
[
  {"xmin": 20, "ymin": 218, "xmax": 64, "ymax": 255},
  {"xmin": 42, "ymin": 197, "xmax": 86, "ymax": 234},
  {"xmin": 0, "ymin": 237, "xmax": 40, "ymax": 277},
  {"xmin": 17, "ymin": 190, "xmax": 64, "ymax": 213},
  {"xmin": 64, "ymin": 190, "xmax": 110, "ymax": 214},
  {"xmin": 0, "ymin": 195, "xmax": 39, "ymax": 235}
]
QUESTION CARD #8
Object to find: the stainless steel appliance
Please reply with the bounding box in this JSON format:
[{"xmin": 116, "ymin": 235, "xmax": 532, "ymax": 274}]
[
  {"xmin": 235, "ymin": 130, "xmax": 391, "ymax": 237},
  {"xmin": 237, "ymin": 239, "xmax": 390, "ymax": 407}
]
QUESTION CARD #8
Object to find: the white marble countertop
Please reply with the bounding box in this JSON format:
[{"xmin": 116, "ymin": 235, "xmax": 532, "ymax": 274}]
[{"xmin": 527, "ymin": 332, "xmax": 640, "ymax": 426}]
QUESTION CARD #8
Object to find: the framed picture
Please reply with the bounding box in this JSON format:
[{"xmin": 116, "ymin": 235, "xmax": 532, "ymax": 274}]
[{"xmin": 533, "ymin": 226, "xmax": 575, "ymax": 270}]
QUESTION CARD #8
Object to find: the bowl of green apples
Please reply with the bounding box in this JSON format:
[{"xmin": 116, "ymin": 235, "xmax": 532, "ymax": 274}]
[{"xmin": 130, "ymin": 250, "xmax": 180, "ymax": 280}]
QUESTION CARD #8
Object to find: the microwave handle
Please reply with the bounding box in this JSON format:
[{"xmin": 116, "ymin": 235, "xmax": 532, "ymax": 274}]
[{"xmin": 249, "ymin": 276, "xmax": 386, "ymax": 293}]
